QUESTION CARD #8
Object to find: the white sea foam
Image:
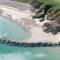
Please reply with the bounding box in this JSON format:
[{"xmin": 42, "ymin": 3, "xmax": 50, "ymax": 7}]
[
  {"xmin": 0, "ymin": 53, "xmax": 27, "ymax": 60},
  {"xmin": 23, "ymin": 51, "xmax": 32, "ymax": 56},
  {"xmin": 34, "ymin": 53, "xmax": 47, "ymax": 58}
]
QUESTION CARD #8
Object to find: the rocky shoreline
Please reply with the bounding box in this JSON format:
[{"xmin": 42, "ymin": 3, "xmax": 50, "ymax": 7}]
[{"xmin": 0, "ymin": 39, "xmax": 60, "ymax": 47}]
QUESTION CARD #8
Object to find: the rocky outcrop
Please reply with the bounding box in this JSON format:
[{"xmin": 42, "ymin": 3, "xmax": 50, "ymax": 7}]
[
  {"xmin": 31, "ymin": 0, "xmax": 60, "ymax": 35},
  {"xmin": 0, "ymin": 39, "xmax": 60, "ymax": 47},
  {"xmin": 43, "ymin": 22, "xmax": 60, "ymax": 35}
]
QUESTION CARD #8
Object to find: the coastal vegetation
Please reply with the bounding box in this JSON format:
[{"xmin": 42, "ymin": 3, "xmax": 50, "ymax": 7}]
[
  {"xmin": 31, "ymin": 0, "xmax": 60, "ymax": 22},
  {"xmin": 16, "ymin": 0, "xmax": 60, "ymax": 24},
  {"xmin": 31, "ymin": 0, "xmax": 60, "ymax": 35},
  {"xmin": 16, "ymin": 0, "xmax": 60, "ymax": 35}
]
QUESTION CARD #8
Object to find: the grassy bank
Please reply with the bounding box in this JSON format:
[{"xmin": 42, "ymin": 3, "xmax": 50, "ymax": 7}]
[{"xmin": 31, "ymin": 0, "xmax": 60, "ymax": 24}]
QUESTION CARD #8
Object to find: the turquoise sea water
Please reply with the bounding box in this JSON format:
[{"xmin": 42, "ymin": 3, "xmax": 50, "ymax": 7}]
[
  {"xmin": 0, "ymin": 16, "xmax": 30, "ymax": 41},
  {"xmin": 0, "ymin": 16, "xmax": 60, "ymax": 60},
  {"xmin": 0, "ymin": 44, "xmax": 60, "ymax": 60}
]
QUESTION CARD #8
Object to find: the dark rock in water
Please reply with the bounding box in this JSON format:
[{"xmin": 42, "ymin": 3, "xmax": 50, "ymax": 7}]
[
  {"xmin": 39, "ymin": 18, "xmax": 44, "ymax": 22},
  {"xmin": 53, "ymin": 43, "xmax": 58, "ymax": 46},
  {"xmin": 43, "ymin": 22, "xmax": 52, "ymax": 27},
  {"xmin": 0, "ymin": 38, "xmax": 60, "ymax": 47},
  {"xmin": 0, "ymin": 39, "xmax": 3, "ymax": 44},
  {"xmin": 43, "ymin": 22, "xmax": 60, "ymax": 35},
  {"xmin": 2, "ymin": 40, "xmax": 7, "ymax": 44},
  {"xmin": 14, "ymin": 42, "xmax": 20, "ymax": 46},
  {"xmin": 58, "ymin": 42, "xmax": 60, "ymax": 46},
  {"xmin": 32, "ymin": 14, "xmax": 45, "ymax": 19},
  {"xmin": 43, "ymin": 26, "xmax": 57, "ymax": 34},
  {"xmin": 56, "ymin": 26, "xmax": 60, "ymax": 32}
]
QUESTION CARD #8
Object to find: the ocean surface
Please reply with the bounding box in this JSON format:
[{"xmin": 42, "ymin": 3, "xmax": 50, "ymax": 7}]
[
  {"xmin": 0, "ymin": 44, "xmax": 60, "ymax": 60},
  {"xmin": 0, "ymin": 16, "xmax": 30, "ymax": 41},
  {"xmin": 0, "ymin": 14, "xmax": 60, "ymax": 60}
]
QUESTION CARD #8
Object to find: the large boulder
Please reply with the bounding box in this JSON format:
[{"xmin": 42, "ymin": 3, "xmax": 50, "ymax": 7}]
[{"xmin": 43, "ymin": 22, "xmax": 60, "ymax": 35}]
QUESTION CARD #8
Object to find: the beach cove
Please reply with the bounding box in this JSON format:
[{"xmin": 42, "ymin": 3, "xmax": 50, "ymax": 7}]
[
  {"xmin": 0, "ymin": 2, "xmax": 60, "ymax": 43},
  {"xmin": 0, "ymin": 0, "xmax": 60, "ymax": 60}
]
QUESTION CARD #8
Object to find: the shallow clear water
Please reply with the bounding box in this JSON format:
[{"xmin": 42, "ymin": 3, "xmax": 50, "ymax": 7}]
[
  {"xmin": 0, "ymin": 16, "xmax": 30, "ymax": 41},
  {"xmin": 0, "ymin": 16, "xmax": 60, "ymax": 60},
  {"xmin": 0, "ymin": 44, "xmax": 60, "ymax": 60}
]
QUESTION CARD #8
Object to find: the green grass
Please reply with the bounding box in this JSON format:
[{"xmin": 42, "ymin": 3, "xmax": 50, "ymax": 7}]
[{"xmin": 38, "ymin": 0, "xmax": 60, "ymax": 9}]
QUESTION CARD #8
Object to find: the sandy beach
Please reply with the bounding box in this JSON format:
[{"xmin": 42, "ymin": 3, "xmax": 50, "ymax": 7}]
[{"xmin": 0, "ymin": 4, "xmax": 60, "ymax": 43}]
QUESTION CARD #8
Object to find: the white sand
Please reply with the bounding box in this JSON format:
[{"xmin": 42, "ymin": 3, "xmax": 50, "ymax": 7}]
[{"xmin": 0, "ymin": 5, "xmax": 60, "ymax": 43}]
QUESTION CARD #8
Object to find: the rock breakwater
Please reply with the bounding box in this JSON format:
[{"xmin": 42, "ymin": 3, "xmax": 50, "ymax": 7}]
[{"xmin": 0, "ymin": 39, "xmax": 60, "ymax": 47}]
